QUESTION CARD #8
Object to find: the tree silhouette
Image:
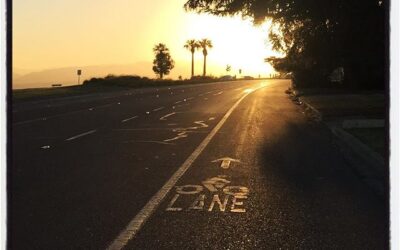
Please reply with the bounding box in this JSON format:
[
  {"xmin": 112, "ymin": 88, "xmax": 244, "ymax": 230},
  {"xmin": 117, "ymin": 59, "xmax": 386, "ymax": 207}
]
[
  {"xmin": 184, "ymin": 39, "xmax": 200, "ymax": 78},
  {"xmin": 198, "ymin": 39, "xmax": 213, "ymax": 77},
  {"xmin": 152, "ymin": 43, "xmax": 174, "ymax": 79},
  {"xmin": 185, "ymin": 0, "xmax": 387, "ymax": 90}
]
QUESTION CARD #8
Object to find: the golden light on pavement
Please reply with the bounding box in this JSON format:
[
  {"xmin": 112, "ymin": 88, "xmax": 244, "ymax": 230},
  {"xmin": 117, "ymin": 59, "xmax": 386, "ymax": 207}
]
[{"xmin": 243, "ymin": 88, "xmax": 255, "ymax": 94}]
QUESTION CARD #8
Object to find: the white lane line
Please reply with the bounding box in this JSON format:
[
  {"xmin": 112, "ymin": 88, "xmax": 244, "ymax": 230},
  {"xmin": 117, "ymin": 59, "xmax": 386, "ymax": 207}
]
[
  {"xmin": 65, "ymin": 130, "xmax": 97, "ymax": 141},
  {"xmin": 87, "ymin": 103, "xmax": 115, "ymax": 110},
  {"xmin": 174, "ymin": 100, "xmax": 182, "ymax": 104},
  {"xmin": 106, "ymin": 84, "xmax": 266, "ymax": 250},
  {"xmin": 159, "ymin": 112, "xmax": 176, "ymax": 121},
  {"xmin": 186, "ymin": 97, "xmax": 194, "ymax": 100},
  {"xmin": 13, "ymin": 103, "xmax": 115, "ymax": 126},
  {"xmin": 113, "ymin": 128, "xmax": 174, "ymax": 131},
  {"xmin": 175, "ymin": 103, "xmax": 190, "ymax": 108},
  {"xmin": 121, "ymin": 116, "xmax": 138, "ymax": 123},
  {"xmin": 153, "ymin": 107, "xmax": 165, "ymax": 112},
  {"xmin": 13, "ymin": 117, "xmax": 47, "ymax": 125},
  {"xmin": 123, "ymin": 140, "xmax": 175, "ymax": 145},
  {"xmin": 213, "ymin": 91, "xmax": 223, "ymax": 96}
]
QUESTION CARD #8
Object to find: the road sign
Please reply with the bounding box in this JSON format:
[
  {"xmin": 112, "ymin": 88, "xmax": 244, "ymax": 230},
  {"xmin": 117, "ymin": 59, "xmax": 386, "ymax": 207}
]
[
  {"xmin": 77, "ymin": 69, "xmax": 82, "ymax": 85},
  {"xmin": 212, "ymin": 157, "xmax": 241, "ymax": 169}
]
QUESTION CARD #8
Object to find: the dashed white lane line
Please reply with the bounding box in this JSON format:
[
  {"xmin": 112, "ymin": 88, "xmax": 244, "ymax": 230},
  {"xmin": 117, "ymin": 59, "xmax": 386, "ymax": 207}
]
[
  {"xmin": 153, "ymin": 107, "xmax": 165, "ymax": 112},
  {"xmin": 13, "ymin": 117, "xmax": 47, "ymax": 125},
  {"xmin": 159, "ymin": 112, "xmax": 176, "ymax": 121},
  {"xmin": 123, "ymin": 140, "xmax": 175, "ymax": 145},
  {"xmin": 121, "ymin": 116, "xmax": 138, "ymax": 123},
  {"xmin": 174, "ymin": 100, "xmax": 182, "ymax": 104},
  {"xmin": 65, "ymin": 130, "xmax": 97, "ymax": 141},
  {"xmin": 106, "ymin": 84, "xmax": 266, "ymax": 250},
  {"xmin": 186, "ymin": 97, "xmax": 194, "ymax": 100},
  {"xmin": 14, "ymin": 103, "xmax": 115, "ymax": 126},
  {"xmin": 213, "ymin": 91, "xmax": 223, "ymax": 96},
  {"xmin": 87, "ymin": 103, "xmax": 115, "ymax": 110}
]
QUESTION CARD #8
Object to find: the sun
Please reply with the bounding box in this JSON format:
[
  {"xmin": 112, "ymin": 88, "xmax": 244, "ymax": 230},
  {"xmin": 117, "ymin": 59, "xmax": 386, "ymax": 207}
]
[{"xmin": 177, "ymin": 13, "xmax": 281, "ymax": 77}]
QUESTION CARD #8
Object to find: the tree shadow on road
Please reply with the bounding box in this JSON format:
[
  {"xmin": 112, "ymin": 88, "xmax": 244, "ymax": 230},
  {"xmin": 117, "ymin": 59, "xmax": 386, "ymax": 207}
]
[{"xmin": 257, "ymin": 121, "xmax": 389, "ymax": 249}]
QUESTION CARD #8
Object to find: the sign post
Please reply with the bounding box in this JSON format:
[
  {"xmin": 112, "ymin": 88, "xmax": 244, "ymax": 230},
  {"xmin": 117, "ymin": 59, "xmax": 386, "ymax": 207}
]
[{"xmin": 77, "ymin": 69, "xmax": 82, "ymax": 85}]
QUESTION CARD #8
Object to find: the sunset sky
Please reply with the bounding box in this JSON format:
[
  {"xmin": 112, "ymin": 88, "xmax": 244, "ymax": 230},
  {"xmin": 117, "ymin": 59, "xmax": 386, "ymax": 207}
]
[{"xmin": 13, "ymin": 0, "xmax": 279, "ymax": 87}]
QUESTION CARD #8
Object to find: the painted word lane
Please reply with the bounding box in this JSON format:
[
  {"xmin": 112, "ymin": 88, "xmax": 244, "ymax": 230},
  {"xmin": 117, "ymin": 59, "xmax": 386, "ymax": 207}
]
[{"xmin": 166, "ymin": 175, "xmax": 249, "ymax": 213}]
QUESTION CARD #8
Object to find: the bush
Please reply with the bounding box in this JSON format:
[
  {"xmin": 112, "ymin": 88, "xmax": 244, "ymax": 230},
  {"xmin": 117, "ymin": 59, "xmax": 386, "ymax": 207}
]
[{"xmin": 82, "ymin": 74, "xmax": 233, "ymax": 89}]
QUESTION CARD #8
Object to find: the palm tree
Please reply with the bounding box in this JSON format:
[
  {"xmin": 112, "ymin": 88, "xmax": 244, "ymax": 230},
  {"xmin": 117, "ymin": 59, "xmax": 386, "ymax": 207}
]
[
  {"xmin": 184, "ymin": 39, "xmax": 199, "ymax": 78},
  {"xmin": 198, "ymin": 39, "xmax": 213, "ymax": 76}
]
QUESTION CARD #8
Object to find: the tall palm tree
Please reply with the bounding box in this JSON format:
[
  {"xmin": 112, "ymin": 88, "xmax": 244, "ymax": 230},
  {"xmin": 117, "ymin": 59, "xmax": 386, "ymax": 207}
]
[
  {"xmin": 184, "ymin": 39, "xmax": 199, "ymax": 78},
  {"xmin": 198, "ymin": 39, "xmax": 213, "ymax": 77}
]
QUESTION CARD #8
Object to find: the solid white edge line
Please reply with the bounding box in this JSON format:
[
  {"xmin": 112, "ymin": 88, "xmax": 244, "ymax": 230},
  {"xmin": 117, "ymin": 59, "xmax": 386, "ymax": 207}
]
[
  {"xmin": 106, "ymin": 84, "xmax": 266, "ymax": 250},
  {"xmin": 65, "ymin": 130, "xmax": 97, "ymax": 141}
]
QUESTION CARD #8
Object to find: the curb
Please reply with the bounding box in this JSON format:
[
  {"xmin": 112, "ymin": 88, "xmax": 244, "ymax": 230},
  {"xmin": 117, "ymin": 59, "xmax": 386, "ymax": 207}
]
[
  {"xmin": 286, "ymin": 89, "xmax": 386, "ymax": 197},
  {"xmin": 329, "ymin": 126, "xmax": 385, "ymax": 197},
  {"xmin": 300, "ymin": 97, "xmax": 322, "ymax": 122},
  {"xmin": 287, "ymin": 89, "xmax": 322, "ymax": 121}
]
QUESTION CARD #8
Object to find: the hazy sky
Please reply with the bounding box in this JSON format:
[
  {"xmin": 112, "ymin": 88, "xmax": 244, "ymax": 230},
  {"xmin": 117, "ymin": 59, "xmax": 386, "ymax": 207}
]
[{"xmin": 13, "ymin": 0, "xmax": 278, "ymax": 80}]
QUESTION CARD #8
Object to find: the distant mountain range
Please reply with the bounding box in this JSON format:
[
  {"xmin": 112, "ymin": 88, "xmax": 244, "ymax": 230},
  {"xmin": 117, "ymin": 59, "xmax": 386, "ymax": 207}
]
[{"xmin": 12, "ymin": 62, "xmax": 189, "ymax": 89}]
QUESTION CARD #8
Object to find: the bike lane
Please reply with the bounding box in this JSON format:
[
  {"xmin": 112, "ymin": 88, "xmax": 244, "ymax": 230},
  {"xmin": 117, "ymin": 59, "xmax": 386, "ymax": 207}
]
[{"xmin": 114, "ymin": 84, "xmax": 388, "ymax": 249}]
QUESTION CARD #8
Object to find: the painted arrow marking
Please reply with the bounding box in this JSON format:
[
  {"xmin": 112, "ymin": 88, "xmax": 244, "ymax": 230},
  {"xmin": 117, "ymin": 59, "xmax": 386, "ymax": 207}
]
[{"xmin": 212, "ymin": 157, "xmax": 241, "ymax": 169}]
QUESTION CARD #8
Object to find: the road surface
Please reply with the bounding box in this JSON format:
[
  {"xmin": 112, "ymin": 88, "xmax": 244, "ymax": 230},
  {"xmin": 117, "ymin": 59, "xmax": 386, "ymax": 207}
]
[{"xmin": 10, "ymin": 80, "xmax": 388, "ymax": 249}]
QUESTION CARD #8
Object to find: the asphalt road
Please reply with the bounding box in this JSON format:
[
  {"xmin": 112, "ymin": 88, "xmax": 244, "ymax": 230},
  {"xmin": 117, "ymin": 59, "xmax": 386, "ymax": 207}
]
[{"xmin": 10, "ymin": 80, "xmax": 388, "ymax": 249}]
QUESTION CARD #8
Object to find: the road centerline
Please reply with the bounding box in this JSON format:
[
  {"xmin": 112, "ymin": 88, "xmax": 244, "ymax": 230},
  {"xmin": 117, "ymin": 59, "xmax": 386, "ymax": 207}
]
[{"xmin": 106, "ymin": 84, "xmax": 266, "ymax": 250}]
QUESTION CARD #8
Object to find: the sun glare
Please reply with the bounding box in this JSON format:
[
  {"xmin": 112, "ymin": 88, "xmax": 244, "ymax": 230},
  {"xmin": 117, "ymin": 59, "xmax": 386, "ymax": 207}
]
[
  {"xmin": 13, "ymin": 0, "xmax": 282, "ymax": 87},
  {"xmin": 176, "ymin": 13, "xmax": 280, "ymax": 77}
]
